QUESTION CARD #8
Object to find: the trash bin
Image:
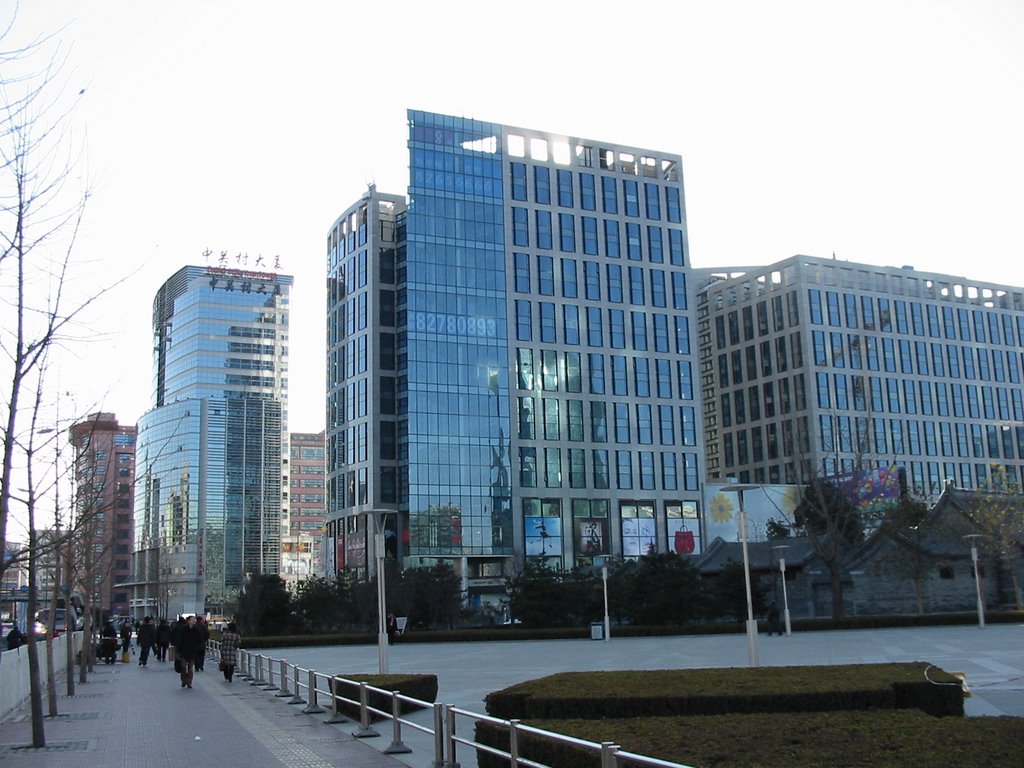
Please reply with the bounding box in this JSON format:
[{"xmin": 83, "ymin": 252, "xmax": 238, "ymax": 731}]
[{"xmin": 590, "ymin": 622, "xmax": 604, "ymax": 640}]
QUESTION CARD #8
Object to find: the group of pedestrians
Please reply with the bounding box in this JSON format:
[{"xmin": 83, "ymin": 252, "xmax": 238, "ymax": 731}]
[{"xmin": 160, "ymin": 615, "xmax": 241, "ymax": 688}]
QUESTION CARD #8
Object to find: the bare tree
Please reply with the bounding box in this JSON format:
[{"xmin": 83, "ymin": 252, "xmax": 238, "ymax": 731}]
[
  {"xmin": 966, "ymin": 466, "xmax": 1024, "ymax": 610},
  {"xmin": 0, "ymin": 28, "xmax": 122, "ymax": 747}
]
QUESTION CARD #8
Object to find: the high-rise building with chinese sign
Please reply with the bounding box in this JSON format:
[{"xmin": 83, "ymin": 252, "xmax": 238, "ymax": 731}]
[
  {"xmin": 323, "ymin": 111, "xmax": 703, "ymax": 611},
  {"xmin": 130, "ymin": 264, "xmax": 292, "ymax": 619}
]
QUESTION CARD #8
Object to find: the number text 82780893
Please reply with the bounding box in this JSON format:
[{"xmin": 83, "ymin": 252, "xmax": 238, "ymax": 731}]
[{"xmin": 413, "ymin": 312, "xmax": 497, "ymax": 338}]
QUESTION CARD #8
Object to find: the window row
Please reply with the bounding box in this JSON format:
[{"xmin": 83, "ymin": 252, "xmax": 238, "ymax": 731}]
[
  {"xmin": 510, "ymin": 208, "xmax": 686, "ymax": 264},
  {"xmin": 818, "ymin": 415, "xmax": 1024, "ymax": 462},
  {"xmin": 523, "ymin": 498, "xmax": 700, "ymax": 565},
  {"xmin": 513, "ymin": 253, "xmax": 688, "ymax": 308},
  {"xmin": 515, "ymin": 301, "xmax": 691, "ymax": 354},
  {"xmin": 515, "ymin": 348, "xmax": 695, "ymax": 400},
  {"xmin": 814, "ymin": 371, "xmax": 1024, "ymax": 422},
  {"xmin": 509, "ymin": 162, "xmax": 683, "ymax": 223},
  {"xmin": 808, "ymin": 289, "xmax": 1024, "ymax": 348},
  {"xmin": 518, "ymin": 447, "xmax": 700, "ymax": 493},
  {"xmin": 517, "ymin": 397, "xmax": 698, "ymax": 447},
  {"xmin": 714, "ymin": 292, "xmax": 801, "ymax": 348},
  {"xmin": 716, "ymin": 334, "xmax": 804, "ymax": 388},
  {"xmin": 812, "ymin": 331, "xmax": 1024, "ymax": 384},
  {"xmin": 722, "ymin": 417, "xmax": 811, "ymax": 468},
  {"xmin": 719, "ymin": 374, "xmax": 808, "ymax": 427}
]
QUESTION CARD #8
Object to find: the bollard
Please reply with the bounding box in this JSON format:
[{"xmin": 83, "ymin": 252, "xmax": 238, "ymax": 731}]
[
  {"xmin": 275, "ymin": 659, "xmax": 292, "ymax": 697},
  {"xmin": 352, "ymin": 682, "xmax": 380, "ymax": 738},
  {"xmin": 445, "ymin": 703, "xmax": 460, "ymax": 768},
  {"xmin": 324, "ymin": 675, "xmax": 350, "ymax": 724},
  {"xmin": 288, "ymin": 665, "xmax": 306, "ymax": 705},
  {"xmin": 302, "ymin": 669, "xmax": 325, "ymax": 714},
  {"xmin": 250, "ymin": 655, "xmax": 267, "ymax": 686},
  {"xmin": 240, "ymin": 650, "xmax": 253, "ymax": 681},
  {"xmin": 600, "ymin": 742, "xmax": 621, "ymax": 768},
  {"xmin": 509, "ymin": 719, "xmax": 521, "ymax": 768},
  {"xmin": 263, "ymin": 657, "xmax": 280, "ymax": 691},
  {"xmin": 384, "ymin": 690, "xmax": 412, "ymax": 754},
  {"xmin": 430, "ymin": 702, "xmax": 445, "ymax": 768}
]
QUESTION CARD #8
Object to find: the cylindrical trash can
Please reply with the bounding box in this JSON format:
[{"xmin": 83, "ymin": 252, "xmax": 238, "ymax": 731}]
[{"xmin": 590, "ymin": 622, "xmax": 604, "ymax": 640}]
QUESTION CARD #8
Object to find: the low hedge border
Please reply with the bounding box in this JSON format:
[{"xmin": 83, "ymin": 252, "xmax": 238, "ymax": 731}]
[
  {"xmin": 326, "ymin": 673, "xmax": 437, "ymax": 721},
  {"xmin": 484, "ymin": 663, "xmax": 964, "ymax": 720},
  {"xmin": 475, "ymin": 710, "xmax": 1024, "ymax": 768},
  {"xmin": 234, "ymin": 610, "xmax": 1024, "ymax": 648}
]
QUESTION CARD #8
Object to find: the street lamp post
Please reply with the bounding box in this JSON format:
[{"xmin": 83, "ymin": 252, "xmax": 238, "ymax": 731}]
[
  {"xmin": 771, "ymin": 544, "xmax": 792, "ymax": 636},
  {"xmin": 601, "ymin": 564, "xmax": 610, "ymax": 643},
  {"xmin": 365, "ymin": 510, "xmax": 393, "ymax": 673},
  {"xmin": 963, "ymin": 534, "xmax": 985, "ymax": 628},
  {"xmin": 721, "ymin": 483, "xmax": 760, "ymax": 666}
]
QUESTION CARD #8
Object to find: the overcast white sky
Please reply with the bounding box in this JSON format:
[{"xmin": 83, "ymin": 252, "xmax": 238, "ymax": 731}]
[{"xmin": 4, "ymin": 0, "xmax": 1023, "ymax": 434}]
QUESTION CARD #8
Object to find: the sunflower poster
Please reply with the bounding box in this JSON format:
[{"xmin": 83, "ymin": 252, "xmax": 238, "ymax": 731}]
[{"xmin": 703, "ymin": 484, "xmax": 801, "ymax": 542}]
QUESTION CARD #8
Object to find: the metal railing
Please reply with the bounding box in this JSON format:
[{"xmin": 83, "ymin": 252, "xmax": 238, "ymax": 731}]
[{"xmin": 208, "ymin": 640, "xmax": 696, "ymax": 768}]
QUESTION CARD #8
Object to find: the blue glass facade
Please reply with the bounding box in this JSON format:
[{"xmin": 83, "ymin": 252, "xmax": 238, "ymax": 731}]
[
  {"xmin": 133, "ymin": 265, "xmax": 291, "ymax": 617},
  {"xmin": 405, "ymin": 112, "xmax": 512, "ymax": 556},
  {"xmin": 325, "ymin": 112, "xmax": 702, "ymax": 603}
]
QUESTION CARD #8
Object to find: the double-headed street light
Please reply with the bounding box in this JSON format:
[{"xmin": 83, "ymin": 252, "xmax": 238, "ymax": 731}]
[{"xmin": 721, "ymin": 482, "xmax": 760, "ymax": 666}]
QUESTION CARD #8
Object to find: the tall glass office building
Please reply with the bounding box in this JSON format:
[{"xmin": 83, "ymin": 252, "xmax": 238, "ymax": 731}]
[
  {"xmin": 131, "ymin": 264, "xmax": 292, "ymax": 618},
  {"xmin": 325, "ymin": 111, "xmax": 703, "ymax": 609},
  {"xmin": 698, "ymin": 255, "xmax": 1024, "ymax": 497}
]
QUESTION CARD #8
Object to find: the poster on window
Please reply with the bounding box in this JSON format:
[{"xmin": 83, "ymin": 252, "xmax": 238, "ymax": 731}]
[
  {"xmin": 525, "ymin": 516, "xmax": 562, "ymax": 557},
  {"xmin": 576, "ymin": 519, "xmax": 608, "ymax": 557},
  {"xmin": 666, "ymin": 518, "xmax": 699, "ymax": 555},
  {"xmin": 621, "ymin": 517, "xmax": 656, "ymax": 556}
]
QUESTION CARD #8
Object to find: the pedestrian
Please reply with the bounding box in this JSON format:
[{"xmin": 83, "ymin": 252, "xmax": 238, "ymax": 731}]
[
  {"xmin": 100, "ymin": 619, "xmax": 118, "ymax": 664},
  {"xmin": 119, "ymin": 619, "xmax": 132, "ymax": 656},
  {"xmin": 174, "ymin": 614, "xmax": 202, "ymax": 689},
  {"xmin": 6, "ymin": 625, "xmax": 25, "ymax": 650},
  {"xmin": 194, "ymin": 616, "xmax": 210, "ymax": 671},
  {"xmin": 218, "ymin": 622, "xmax": 241, "ymax": 682},
  {"xmin": 169, "ymin": 615, "xmax": 185, "ymax": 662},
  {"xmin": 767, "ymin": 603, "xmax": 783, "ymax": 636},
  {"xmin": 154, "ymin": 618, "xmax": 171, "ymax": 662},
  {"xmin": 137, "ymin": 616, "xmax": 156, "ymax": 666},
  {"xmin": 386, "ymin": 612, "xmax": 399, "ymax": 645}
]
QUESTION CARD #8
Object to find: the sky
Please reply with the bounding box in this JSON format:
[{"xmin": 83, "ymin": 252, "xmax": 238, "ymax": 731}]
[{"xmin": 3, "ymin": 0, "xmax": 1023, "ymax": 435}]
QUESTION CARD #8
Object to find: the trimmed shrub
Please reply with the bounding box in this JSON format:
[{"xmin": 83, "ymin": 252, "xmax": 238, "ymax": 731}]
[{"xmin": 328, "ymin": 673, "xmax": 437, "ymax": 721}]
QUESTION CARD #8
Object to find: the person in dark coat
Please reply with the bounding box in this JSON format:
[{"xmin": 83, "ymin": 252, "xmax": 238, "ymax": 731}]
[
  {"xmin": 175, "ymin": 615, "xmax": 202, "ymax": 688},
  {"xmin": 194, "ymin": 616, "xmax": 210, "ymax": 671},
  {"xmin": 6, "ymin": 626, "xmax": 25, "ymax": 650},
  {"xmin": 100, "ymin": 620, "xmax": 118, "ymax": 664},
  {"xmin": 119, "ymin": 620, "xmax": 132, "ymax": 655},
  {"xmin": 154, "ymin": 618, "xmax": 171, "ymax": 661},
  {"xmin": 218, "ymin": 622, "xmax": 241, "ymax": 682},
  {"xmin": 169, "ymin": 615, "xmax": 185, "ymax": 661},
  {"xmin": 137, "ymin": 616, "xmax": 156, "ymax": 666}
]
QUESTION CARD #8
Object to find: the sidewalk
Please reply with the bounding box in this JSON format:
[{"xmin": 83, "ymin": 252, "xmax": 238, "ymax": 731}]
[
  {"xmin": 2, "ymin": 624, "xmax": 1021, "ymax": 766},
  {"xmin": 0, "ymin": 652, "xmax": 404, "ymax": 767}
]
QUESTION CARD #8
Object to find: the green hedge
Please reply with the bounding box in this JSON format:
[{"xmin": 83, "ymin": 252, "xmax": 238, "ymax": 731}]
[
  {"xmin": 475, "ymin": 710, "xmax": 1024, "ymax": 768},
  {"xmin": 239, "ymin": 610, "xmax": 1024, "ymax": 647},
  {"xmin": 484, "ymin": 663, "xmax": 963, "ymax": 720},
  {"xmin": 327, "ymin": 673, "xmax": 437, "ymax": 721}
]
